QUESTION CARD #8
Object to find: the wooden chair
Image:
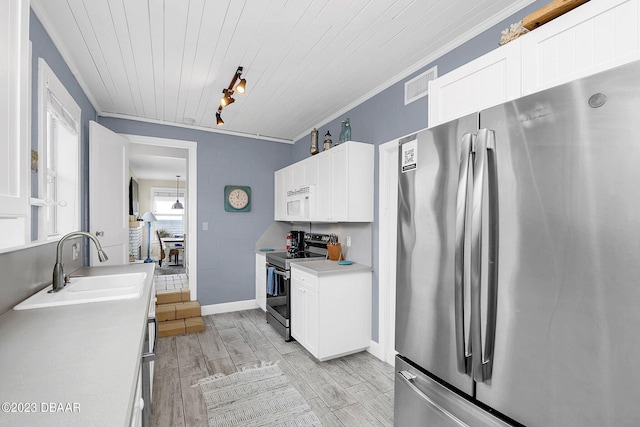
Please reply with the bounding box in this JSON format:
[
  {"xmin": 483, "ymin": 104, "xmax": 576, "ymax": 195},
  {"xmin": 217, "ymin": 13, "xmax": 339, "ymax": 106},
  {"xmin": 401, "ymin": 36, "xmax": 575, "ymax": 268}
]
[{"xmin": 156, "ymin": 230, "xmax": 179, "ymax": 267}]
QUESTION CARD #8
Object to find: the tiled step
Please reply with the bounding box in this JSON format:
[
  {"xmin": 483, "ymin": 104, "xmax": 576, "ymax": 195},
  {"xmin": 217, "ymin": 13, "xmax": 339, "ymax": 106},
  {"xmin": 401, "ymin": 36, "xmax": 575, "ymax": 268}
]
[{"xmin": 156, "ymin": 288, "xmax": 205, "ymax": 337}]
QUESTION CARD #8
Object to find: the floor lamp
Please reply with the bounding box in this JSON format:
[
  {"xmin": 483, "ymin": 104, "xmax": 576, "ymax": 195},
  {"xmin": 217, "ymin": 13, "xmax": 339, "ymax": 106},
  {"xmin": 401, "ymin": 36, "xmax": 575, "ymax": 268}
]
[{"xmin": 142, "ymin": 212, "xmax": 157, "ymax": 263}]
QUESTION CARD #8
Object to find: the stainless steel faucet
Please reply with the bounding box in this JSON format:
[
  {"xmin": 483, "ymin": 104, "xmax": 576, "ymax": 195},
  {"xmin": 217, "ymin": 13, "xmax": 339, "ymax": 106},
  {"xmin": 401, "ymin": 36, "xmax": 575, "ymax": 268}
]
[{"xmin": 51, "ymin": 231, "xmax": 109, "ymax": 293}]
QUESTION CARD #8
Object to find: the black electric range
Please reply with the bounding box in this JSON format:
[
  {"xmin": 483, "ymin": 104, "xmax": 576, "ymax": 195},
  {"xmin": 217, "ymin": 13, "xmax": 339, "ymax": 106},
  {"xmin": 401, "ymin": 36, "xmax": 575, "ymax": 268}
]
[{"xmin": 265, "ymin": 250, "xmax": 326, "ymax": 270}]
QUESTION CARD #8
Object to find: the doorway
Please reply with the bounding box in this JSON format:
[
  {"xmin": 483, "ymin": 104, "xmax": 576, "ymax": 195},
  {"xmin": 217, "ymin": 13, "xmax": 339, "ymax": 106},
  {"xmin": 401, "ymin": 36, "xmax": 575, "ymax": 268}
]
[{"xmin": 124, "ymin": 134, "xmax": 198, "ymax": 300}]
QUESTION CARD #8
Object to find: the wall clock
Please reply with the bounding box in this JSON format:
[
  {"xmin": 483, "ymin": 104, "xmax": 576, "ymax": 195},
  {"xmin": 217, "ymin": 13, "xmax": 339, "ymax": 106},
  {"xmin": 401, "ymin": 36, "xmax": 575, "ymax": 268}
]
[{"xmin": 224, "ymin": 185, "xmax": 251, "ymax": 212}]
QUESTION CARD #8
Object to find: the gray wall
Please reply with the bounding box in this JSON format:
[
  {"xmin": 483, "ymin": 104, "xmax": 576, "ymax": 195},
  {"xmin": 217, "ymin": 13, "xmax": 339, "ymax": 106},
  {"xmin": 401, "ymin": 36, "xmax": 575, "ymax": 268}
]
[
  {"xmin": 291, "ymin": 0, "xmax": 548, "ymax": 341},
  {"xmin": 98, "ymin": 117, "xmax": 292, "ymax": 305},
  {"xmin": 2, "ymin": 2, "xmax": 549, "ymax": 327},
  {"xmin": 0, "ymin": 11, "xmax": 95, "ymax": 314}
]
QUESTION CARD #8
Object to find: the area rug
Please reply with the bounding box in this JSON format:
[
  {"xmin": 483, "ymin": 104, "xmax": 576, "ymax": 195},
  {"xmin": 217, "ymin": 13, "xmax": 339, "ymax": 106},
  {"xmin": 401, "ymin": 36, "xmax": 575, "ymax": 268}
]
[{"xmin": 195, "ymin": 363, "xmax": 321, "ymax": 427}]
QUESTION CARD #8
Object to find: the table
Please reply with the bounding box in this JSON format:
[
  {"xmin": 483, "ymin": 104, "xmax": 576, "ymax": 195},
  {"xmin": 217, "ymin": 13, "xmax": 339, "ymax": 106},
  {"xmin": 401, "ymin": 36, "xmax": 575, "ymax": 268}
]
[{"xmin": 161, "ymin": 237, "xmax": 185, "ymax": 265}]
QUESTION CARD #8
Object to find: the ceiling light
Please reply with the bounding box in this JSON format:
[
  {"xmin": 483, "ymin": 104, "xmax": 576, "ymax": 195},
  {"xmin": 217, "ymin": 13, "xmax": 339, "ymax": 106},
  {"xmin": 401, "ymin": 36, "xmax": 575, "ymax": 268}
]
[
  {"xmin": 215, "ymin": 66, "xmax": 246, "ymax": 125},
  {"xmin": 236, "ymin": 78, "xmax": 246, "ymax": 94},
  {"xmin": 172, "ymin": 175, "xmax": 184, "ymax": 210},
  {"xmin": 220, "ymin": 89, "xmax": 235, "ymax": 107}
]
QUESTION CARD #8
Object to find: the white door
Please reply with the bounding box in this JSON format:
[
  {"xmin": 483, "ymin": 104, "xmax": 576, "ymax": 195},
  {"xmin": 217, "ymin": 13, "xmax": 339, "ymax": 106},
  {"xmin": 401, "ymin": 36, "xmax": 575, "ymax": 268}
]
[{"xmin": 89, "ymin": 121, "xmax": 129, "ymax": 265}]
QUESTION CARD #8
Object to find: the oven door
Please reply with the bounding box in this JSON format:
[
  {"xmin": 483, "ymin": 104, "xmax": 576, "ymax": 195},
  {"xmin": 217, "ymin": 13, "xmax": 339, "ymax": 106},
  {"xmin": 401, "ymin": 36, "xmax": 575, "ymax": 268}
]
[{"xmin": 265, "ymin": 264, "xmax": 290, "ymax": 326}]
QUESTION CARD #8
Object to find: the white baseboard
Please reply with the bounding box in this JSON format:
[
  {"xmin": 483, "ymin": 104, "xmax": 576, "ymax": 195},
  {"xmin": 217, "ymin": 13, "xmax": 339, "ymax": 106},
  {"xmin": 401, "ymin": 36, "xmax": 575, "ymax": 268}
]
[
  {"xmin": 367, "ymin": 340, "xmax": 397, "ymax": 366},
  {"xmin": 201, "ymin": 299, "xmax": 259, "ymax": 315},
  {"xmin": 367, "ymin": 340, "xmax": 385, "ymax": 361}
]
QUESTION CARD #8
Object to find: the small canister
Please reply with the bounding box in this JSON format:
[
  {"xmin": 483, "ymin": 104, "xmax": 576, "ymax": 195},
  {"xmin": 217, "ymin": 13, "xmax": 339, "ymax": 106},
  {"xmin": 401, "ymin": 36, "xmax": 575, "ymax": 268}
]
[{"xmin": 323, "ymin": 131, "xmax": 332, "ymax": 151}]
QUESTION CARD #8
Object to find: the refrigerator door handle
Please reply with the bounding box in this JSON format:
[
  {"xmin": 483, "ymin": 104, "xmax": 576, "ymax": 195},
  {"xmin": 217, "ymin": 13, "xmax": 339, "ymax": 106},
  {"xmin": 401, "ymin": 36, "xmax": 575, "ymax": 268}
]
[
  {"xmin": 397, "ymin": 370, "xmax": 467, "ymax": 425},
  {"xmin": 454, "ymin": 133, "xmax": 474, "ymax": 375},
  {"xmin": 470, "ymin": 129, "xmax": 499, "ymax": 383}
]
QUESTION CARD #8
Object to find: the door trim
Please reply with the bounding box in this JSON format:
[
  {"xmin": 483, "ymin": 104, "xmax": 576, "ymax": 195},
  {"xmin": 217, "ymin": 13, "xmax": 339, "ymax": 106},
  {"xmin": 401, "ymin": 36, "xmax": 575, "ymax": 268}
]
[
  {"xmin": 378, "ymin": 138, "xmax": 399, "ymax": 365},
  {"xmin": 122, "ymin": 134, "xmax": 199, "ymax": 301}
]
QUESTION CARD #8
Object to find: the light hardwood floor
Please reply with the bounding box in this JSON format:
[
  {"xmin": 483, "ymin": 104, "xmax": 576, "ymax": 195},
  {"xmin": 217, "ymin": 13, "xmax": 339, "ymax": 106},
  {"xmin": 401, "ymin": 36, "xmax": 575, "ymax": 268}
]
[{"xmin": 151, "ymin": 309, "xmax": 395, "ymax": 426}]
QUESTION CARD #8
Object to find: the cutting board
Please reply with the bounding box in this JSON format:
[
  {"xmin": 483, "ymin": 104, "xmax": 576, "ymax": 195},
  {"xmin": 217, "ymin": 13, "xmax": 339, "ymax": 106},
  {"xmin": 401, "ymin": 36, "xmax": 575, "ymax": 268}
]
[{"xmin": 523, "ymin": 0, "xmax": 590, "ymax": 30}]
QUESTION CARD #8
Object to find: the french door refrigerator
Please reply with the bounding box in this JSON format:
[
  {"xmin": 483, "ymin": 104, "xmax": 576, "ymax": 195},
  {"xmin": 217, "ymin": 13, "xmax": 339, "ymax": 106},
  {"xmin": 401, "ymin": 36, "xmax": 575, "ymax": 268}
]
[{"xmin": 395, "ymin": 59, "xmax": 640, "ymax": 427}]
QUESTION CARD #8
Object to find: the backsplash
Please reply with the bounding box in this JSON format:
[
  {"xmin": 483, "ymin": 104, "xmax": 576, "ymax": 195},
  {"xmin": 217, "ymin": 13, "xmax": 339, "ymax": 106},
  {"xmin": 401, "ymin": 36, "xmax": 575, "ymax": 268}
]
[
  {"xmin": 0, "ymin": 240, "xmax": 81, "ymax": 315},
  {"xmin": 290, "ymin": 222, "xmax": 373, "ymax": 266}
]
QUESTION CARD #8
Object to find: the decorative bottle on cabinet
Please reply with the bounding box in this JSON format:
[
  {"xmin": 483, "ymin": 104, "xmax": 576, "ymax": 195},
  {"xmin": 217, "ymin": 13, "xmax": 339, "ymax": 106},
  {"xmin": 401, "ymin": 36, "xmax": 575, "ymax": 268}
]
[
  {"xmin": 310, "ymin": 128, "xmax": 319, "ymax": 155},
  {"xmin": 343, "ymin": 118, "xmax": 351, "ymax": 141}
]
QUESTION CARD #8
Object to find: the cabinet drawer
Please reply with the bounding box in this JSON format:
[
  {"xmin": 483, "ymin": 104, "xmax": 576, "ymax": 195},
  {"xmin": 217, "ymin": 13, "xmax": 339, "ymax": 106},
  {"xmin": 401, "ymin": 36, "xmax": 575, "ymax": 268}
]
[{"xmin": 291, "ymin": 268, "xmax": 318, "ymax": 291}]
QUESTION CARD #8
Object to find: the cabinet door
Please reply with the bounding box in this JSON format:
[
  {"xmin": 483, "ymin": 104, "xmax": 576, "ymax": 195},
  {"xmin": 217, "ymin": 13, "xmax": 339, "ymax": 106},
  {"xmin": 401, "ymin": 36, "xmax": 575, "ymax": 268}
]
[
  {"xmin": 290, "ymin": 279, "xmax": 305, "ymax": 343},
  {"xmin": 291, "ymin": 162, "xmax": 305, "ymax": 189},
  {"xmin": 255, "ymin": 253, "xmax": 266, "ymax": 311},
  {"xmin": 0, "ymin": 0, "xmax": 29, "ymax": 247},
  {"xmin": 304, "ymin": 287, "xmax": 319, "ymax": 356},
  {"xmin": 428, "ymin": 39, "xmax": 521, "ymax": 127},
  {"xmin": 331, "ymin": 144, "xmax": 349, "ymax": 221},
  {"xmin": 274, "ymin": 169, "xmax": 286, "ymax": 220},
  {"xmin": 303, "ymin": 156, "xmax": 317, "ymax": 186},
  {"xmin": 345, "ymin": 142, "xmax": 374, "ymax": 222},
  {"xmin": 315, "ymin": 152, "xmax": 333, "ymax": 221},
  {"xmin": 521, "ymin": 0, "xmax": 640, "ymax": 96}
]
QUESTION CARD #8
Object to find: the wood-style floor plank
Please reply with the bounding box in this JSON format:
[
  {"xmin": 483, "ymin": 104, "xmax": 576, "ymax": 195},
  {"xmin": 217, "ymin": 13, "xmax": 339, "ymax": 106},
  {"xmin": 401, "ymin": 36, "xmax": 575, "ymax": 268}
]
[
  {"xmin": 217, "ymin": 327, "xmax": 258, "ymax": 365},
  {"xmin": 175, "ymin": 333, "xmax": 208, "ymax": 378},
  {"xmin": 284, "ymin": 349, "xmax": 358, "ymax": 411},
  {"xmin": 307, "ymin": 397, "xmax": 345, "ymax": 427},
  {"xmin": 334, "ymin": 402, "xmax": 386, "ymax": 427},
  {"xmin": 346, "ymin": 382, "xmax": 394, "ymax": 426},
  {"xmin": 196, "ymin": 327, "xmax": 229, "ymax": 361},
  {"xmin": 151, "ymin": 367, "xmax": 185, "ymax": 427},
  {"xmin": 180, "ymin": 373, "xmax": 208, "ymax": 427},
  {"xmin": 206, "ymin": 357, "xmax": 237, "ymax": 376},
  {"xmin": 151, "ymin": 309, "xmax": 394, "ymax": 426},
  {"xmin": 154, "ymin": 335, "xmax": 178, "ymax": 372},
  {"xmin": 340, "ymin": 351, "xmax": 395, "ymax": 393}
]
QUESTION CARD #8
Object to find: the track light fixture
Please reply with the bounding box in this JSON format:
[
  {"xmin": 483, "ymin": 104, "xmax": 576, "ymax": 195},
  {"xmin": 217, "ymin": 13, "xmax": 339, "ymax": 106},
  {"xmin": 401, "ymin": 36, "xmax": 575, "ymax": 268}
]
[{"xmin": 215, "ymin": 66, "xmax": 246, "ymax": 126}]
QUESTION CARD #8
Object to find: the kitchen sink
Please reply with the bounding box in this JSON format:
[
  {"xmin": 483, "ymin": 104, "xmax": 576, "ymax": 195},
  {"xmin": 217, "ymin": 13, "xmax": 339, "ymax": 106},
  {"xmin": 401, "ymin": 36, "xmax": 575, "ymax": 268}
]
[{"xmin": 14, "ymin": 272, "xmax": 147, "ymax": 310}]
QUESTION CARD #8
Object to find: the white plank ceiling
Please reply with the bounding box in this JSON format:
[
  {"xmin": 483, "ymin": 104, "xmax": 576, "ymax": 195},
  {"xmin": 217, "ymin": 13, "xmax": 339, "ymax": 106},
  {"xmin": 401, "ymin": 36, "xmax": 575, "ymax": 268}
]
[{"xmin": 31, "ymin": 0, "xmax": 535, "ymax": 143}]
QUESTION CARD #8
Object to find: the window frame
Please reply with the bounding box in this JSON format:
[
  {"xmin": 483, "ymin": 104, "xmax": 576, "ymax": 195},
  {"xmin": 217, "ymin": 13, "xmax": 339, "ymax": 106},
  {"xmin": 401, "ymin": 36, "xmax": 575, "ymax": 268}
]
[
  {"xmin": 31, "ymin": 58, "xmax": 81, "ymax": 243},
  {"xmin": 150, "ymin": 186, "xmax": 185, "ymax": 241}
]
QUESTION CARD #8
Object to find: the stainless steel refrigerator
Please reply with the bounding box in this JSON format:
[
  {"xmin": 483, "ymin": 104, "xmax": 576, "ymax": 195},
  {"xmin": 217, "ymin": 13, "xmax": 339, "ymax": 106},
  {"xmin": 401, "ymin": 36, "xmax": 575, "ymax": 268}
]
[{"xmin": 395, "ymin": 60, "xmax": 640, "ymax": 426}]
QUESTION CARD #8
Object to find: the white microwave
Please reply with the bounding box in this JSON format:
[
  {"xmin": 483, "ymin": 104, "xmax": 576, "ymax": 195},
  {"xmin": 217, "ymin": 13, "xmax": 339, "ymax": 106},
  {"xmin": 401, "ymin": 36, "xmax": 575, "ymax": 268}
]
[{"xmin": 286, "ymin": 185, "xmax": 315, "ymax": 220}]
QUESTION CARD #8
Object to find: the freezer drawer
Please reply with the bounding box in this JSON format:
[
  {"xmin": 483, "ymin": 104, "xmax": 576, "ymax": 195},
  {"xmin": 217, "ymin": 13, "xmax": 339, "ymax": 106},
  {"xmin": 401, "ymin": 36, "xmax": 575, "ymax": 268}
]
[{"xmin": 394, "ymin": 356, "xmax": 511, "ymax": 427}]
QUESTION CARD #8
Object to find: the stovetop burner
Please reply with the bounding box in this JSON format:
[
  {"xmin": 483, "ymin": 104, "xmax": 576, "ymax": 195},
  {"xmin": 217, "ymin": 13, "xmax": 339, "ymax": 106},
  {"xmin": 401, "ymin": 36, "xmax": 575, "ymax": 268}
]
[{"xmin": 266, "ymin": 250, "xmax": 325, "ymax": 270}]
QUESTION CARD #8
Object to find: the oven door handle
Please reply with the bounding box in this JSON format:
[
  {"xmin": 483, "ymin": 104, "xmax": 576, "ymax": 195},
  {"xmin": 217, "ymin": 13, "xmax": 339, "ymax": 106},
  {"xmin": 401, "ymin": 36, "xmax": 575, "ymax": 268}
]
[{"xmin": 266, "ymin": 264, "xmax": 290, "ymax": 278}]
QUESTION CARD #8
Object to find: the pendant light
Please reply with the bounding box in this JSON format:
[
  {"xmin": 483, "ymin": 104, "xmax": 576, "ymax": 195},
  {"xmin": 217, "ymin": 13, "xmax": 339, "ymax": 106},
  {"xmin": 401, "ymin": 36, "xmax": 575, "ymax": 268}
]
[{"xmin": 172, "ymin": 175, "xmax": 184, "ymax": 210}]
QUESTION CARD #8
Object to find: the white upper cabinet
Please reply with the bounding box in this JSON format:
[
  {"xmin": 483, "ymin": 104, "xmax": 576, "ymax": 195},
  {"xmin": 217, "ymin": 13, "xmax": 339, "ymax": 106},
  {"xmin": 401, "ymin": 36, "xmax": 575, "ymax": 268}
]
[
  {"xmin": 521, "ymin": 0, "xmax": 640, "ymax": 95},
  {"xmin": 0, "ymin": 0, "xmax": 29, "ymax": 249},
  {"xmin": 274, "ymin": 169, "xmax": 287, "ymax": 221},
  {"xmin": 429, "ymin": 0, "xmax": 640, "ymax": 126},
  {"xmin": 274, "ymin": 141, "xmax": 374, "ymax": 223},
  {"xmin": 428, "ymin": 39, "xmax": 522, "ymax": 127}
]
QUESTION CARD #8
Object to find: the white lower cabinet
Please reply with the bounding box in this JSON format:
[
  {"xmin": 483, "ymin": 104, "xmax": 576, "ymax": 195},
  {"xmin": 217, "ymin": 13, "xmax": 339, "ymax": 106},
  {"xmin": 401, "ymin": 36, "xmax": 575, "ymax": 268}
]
[
  {"xmin": 129, "ymin": 368, "xmax": 144, "ymax": 427},
  {"xmin": 255, "ymin": 253, "xmax": 266, "ymax": 311},
  {"xmin": 290, "ymin": 266, "xmax": 371, "ymax": 361}
]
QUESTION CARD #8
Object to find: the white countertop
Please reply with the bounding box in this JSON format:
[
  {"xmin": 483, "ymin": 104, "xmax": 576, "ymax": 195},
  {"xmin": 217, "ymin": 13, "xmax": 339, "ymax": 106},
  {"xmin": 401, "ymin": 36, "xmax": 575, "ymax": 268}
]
[
  {"xmin": 289, "ymin": 259, "xmax": 372, "ymax": 275},
  {"xmin": 0, "ymin": 263, "xmax": 155, "ymax": 427}
]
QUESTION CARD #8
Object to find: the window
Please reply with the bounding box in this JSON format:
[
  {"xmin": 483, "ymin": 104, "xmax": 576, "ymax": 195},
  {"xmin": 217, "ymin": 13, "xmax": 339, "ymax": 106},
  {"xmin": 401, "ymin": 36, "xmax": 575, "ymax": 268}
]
[
  {"xmin": 31, "ymin": 58, "xmax": 80, "ymax": 242},
  {"xmin": 151, "ymin": 187, "xmax": 184, "ymax": 238}
]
